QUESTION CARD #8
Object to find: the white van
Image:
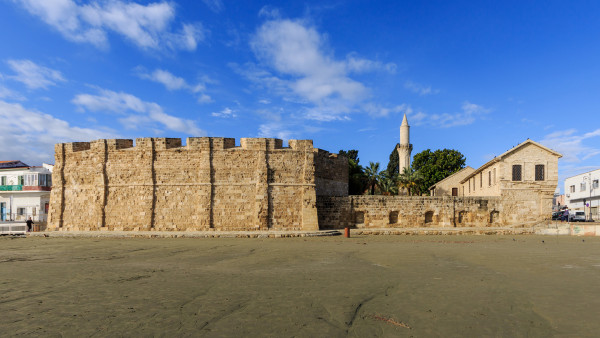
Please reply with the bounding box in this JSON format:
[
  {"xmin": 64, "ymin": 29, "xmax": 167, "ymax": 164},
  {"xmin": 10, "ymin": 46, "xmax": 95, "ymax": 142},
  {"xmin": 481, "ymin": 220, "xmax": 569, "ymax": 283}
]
[{"xmin": 571, "ymin": 211, "xmax": 586, "ymax": 222}]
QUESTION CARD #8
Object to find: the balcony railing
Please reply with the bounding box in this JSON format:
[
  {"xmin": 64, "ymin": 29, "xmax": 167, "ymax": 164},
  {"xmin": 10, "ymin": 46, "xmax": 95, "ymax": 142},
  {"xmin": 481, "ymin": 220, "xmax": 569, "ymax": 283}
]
[{"xmin": 0, "ymin": 185, "xmax": 23, "ymax": 191}]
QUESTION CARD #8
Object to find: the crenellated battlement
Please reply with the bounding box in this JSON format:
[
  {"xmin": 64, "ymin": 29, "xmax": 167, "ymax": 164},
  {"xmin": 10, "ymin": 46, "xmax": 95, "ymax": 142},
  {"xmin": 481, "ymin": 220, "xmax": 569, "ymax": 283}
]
[{"xmin": 54, "ymin": 137, "xmax": 323, "ymax": 153}]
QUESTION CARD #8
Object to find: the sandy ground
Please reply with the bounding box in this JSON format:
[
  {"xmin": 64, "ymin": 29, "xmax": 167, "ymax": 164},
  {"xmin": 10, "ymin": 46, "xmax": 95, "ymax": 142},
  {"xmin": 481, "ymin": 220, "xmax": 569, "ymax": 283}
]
[{"xmin": 1, "ymin": 235, "xmax": 600, "ymax": 337}]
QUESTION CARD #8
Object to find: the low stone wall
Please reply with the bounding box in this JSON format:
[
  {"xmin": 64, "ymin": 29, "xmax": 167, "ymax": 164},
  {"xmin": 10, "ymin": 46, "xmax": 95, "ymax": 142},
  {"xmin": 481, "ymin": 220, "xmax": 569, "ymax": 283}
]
[{"xmin": 317, "ymin": 195, "xmax": 515, "ymax": 229}]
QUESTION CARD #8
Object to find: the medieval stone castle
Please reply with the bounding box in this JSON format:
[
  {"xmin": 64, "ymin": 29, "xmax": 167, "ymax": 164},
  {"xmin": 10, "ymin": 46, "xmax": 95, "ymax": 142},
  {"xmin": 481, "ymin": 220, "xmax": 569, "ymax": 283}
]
[{"xmin": 48, "ymin": 114, "xmax": 561, "ymax": 231}]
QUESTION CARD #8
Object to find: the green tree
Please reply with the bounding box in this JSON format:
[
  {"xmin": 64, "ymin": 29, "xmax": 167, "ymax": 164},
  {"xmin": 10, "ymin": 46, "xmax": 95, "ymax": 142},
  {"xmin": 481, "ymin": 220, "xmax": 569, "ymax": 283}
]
[
  {"xmin": 379, "ymin": 170, "xmax": 398, "ymax": 195},
  {"xmin": 411, "ymin": 149, "xmax": 466, "ymax": 195},
  {"xmin": 398, "ymin": 166, "xmax": 423, "ymax": 196},
  {"xmin": 363, "ymin": 162, "xmax": 382, "ymax": 195},
  {"xmin": 386, "ymin": 143, "xmax": 399, "ymax": 176},
  {"xmin": 338, "ymin": 149, "xmax": 367, "ymax": 195}
]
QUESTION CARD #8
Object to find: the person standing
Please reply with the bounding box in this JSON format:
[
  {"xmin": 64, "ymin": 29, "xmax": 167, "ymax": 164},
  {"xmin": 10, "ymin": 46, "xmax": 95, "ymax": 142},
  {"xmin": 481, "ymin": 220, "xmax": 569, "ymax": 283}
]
[{"xmin": 26, "ymin": 217, "xmax": 34, "ymax": 232}]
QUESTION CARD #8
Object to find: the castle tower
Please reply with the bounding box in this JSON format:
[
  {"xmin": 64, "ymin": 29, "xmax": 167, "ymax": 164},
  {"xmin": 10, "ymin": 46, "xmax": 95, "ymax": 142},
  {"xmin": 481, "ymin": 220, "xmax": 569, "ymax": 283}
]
[{"xmin": 397, "ymin": 113, "xmax": 413, "ymax": 173}]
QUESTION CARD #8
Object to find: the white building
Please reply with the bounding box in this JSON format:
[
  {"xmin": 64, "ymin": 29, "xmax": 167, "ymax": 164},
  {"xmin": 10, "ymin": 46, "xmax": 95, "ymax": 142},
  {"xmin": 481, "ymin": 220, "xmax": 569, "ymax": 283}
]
[
  {"xmin": 565, "ymin": 168, "xmax": 600, "ymax": 221},
  {"xmin": 0, "ymin": 161, "xmax": 53, "ymax": 224}
]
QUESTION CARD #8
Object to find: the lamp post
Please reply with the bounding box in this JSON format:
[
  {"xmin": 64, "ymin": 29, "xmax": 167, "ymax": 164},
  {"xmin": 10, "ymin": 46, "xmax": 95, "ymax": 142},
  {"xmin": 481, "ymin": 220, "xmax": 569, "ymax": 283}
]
[{"xmin": 583, "ymin": 173, "xmax": 594, "ymax": 221}]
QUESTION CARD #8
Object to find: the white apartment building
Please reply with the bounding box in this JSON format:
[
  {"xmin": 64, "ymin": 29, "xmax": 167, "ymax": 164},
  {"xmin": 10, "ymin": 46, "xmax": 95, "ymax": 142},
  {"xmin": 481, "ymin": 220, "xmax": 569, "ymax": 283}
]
[
  {"xmin": 0, "ymin": 161, "xmax": 53, "ymax": 223},
  {"xmin": 565, "ymin": 168, "xmax": 600, "ymax": 221}
]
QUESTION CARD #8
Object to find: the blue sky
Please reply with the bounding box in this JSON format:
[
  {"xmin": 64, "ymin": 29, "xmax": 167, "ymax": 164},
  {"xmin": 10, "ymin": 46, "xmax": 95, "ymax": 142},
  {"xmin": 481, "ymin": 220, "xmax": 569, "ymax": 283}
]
[{"xmin": 1, "ymin": 0, "xmax": 599, "ymax": 191}]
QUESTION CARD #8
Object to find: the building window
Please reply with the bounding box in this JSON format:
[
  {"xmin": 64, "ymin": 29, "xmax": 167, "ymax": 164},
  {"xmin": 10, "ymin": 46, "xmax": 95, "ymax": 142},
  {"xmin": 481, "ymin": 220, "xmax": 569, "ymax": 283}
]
[
  {"xmin": 25, "ymin": 174, "xmax": 38, "ymax": 186},
  {"xmin": 535, "ymin": 165, "xmax": 545, "ymax": 181},
  {"xmin": 493, "ymin": 168, "xmax": 496, "ymax": 184},
  {"xmin": 570, "ymin": 185, "xmax": 575, "ymax": 193},
  {"xmin": 1, "ymin": 176, "xmax": 5, "ymax": 185},
  {"xmin": 480, "ymin": 172, "xmax": 483, "ymax": 188},
  {"xmin": 581, "ymin": 183, "xmax": 586, "ymax": 192},
  {"xmin": 452, "ymin": 187, "xmax": 458, "ymax": 196},
  {"xmin": 18, "ymin": 176, "xmax": 24, "ymax": 185},
  {"xmin": 17, "ymin": 208, "xmax": 25, "ymax": 216},
  {"xmin": 594, "ymin": 180, "xmax": 599, "ymax": 189},
  {"xmin": 512, "ymin": 165, "xmax": 522, "ymax": 181},
  {"xmin": 488, "ymin": 171, "xmax": 491, "ymax": 187},
  {"xmin": 47, "ymin": 174, "xmax": 52, "ymax": 187},
  {"xmin": 39, "ymin": 174, "xmax": 47, "ymax": 186}
]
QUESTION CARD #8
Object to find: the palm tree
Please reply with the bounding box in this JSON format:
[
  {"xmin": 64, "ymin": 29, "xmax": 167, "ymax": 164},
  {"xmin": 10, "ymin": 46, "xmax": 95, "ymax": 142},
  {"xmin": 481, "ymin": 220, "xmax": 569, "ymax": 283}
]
[
  {"xmin": 398, "ymin": 166, "xmax": 423, "ymax": 196},
  {"xmin": 363, "ymin": 162, "xmax": 382, "ymax": 195},
  {"xmin": 379, "ymin": 171, "xmax": 398, "ymax": 195}
]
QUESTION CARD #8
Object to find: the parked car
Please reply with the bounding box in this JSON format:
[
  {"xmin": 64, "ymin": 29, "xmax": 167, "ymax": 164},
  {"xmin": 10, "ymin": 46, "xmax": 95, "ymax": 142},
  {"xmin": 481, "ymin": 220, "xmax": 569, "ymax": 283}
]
[
  {"xmin": 570, "ymin": 211, "xmax": 586, "ymax": 222},
  {"xmin": 552, "ymin": 211, "xmax": 562, "ymax": 220}
]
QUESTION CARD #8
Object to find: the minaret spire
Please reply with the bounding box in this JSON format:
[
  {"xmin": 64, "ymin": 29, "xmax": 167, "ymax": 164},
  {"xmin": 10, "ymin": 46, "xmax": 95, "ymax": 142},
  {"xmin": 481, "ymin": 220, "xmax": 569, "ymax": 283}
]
[{"xmin": 398, "ymin": 113, "xmax": 413, "ymax": 174}]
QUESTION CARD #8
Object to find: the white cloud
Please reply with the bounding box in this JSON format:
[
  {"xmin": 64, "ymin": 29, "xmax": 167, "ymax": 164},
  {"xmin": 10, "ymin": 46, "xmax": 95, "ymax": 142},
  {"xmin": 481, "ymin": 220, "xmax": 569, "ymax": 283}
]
[
  {"xmin": 404, "ymin": 80, "xmax": 439, "ymax": 96},
  {"xmin": 540, "ymin": 128, "xmax": 600, "ymax": 163},
  {"xmin": 6, "ymin": 59, "xmax": 66, "ymax": 89},
  {"xmin": 211, "ymin": 107, "xmax": 236, "ymax": 118},
  {"xmin": 202, "ymin": 0, "xmax": 223, "ymax": 13},
  {"xmin": 258, "ymin": 6, "xmax": 281, "ymax": 19},
  {"xmin": 72, "ymin": 88, "xmax": 205, "ymax": 135},
  {"xmin": 247, "ymin": 19, "xmax": 398, "ymax": 122},
  {"xmin": 137, "ymin": 68, "xmax": 186, "ymax": 90},
  {"xmin": 258, "ymin": 122, "xmax": 294, "ymax": 140},
  {"xmin": 410, "ymin": 101, "xmax": 491, "ymax": 128},
  {"xmin": 0, "ymin": 85, "xmax": 26, "ymax": 101},
  {"xmin": 345, "ymin": 53, "xmax": 397, "ymax": 74},
  {"xmin": 135, "ymin": 67, "xmax": 212, "ymax": 103},
  {"xmin": 251, "ymin": 19, "xmax": 367, "ymax": 104},
  {"xmin": 363, "ymin": 103, "xmax": 412, "ymax": 117},
  {"xmin": 16, "ymin": 0, "xmax": 204, "ymax": 51},
  {"xmin": 0, "ymin": 100, "xmax": 116, "ymax": 164}
]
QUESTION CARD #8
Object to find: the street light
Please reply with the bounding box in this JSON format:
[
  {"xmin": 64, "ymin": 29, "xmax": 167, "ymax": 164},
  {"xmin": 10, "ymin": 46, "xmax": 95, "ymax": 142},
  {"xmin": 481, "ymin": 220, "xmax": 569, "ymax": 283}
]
[{"xmin": 583, "ymin": 173, "xmax": 594, "ymax": 221}]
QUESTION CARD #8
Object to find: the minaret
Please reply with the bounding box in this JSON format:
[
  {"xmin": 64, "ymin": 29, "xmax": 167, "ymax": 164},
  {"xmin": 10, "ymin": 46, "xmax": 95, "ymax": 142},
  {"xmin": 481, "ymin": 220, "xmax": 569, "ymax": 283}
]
[{"xmin": 397, "ymin": 113, "xmax": 413, "ymax": 174}]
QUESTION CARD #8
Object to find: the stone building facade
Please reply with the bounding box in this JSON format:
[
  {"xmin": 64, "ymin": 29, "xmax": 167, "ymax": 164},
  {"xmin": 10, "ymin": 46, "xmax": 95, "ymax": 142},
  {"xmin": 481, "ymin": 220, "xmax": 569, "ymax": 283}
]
[
  {"xmin": 459, "ymin": 140, "xmax": 561, "ymax": 223},
  {"xmin": 48, "ymin": 137, "xmax": 347, "ymax": 231},
  {"xmin": 429, "ymin": 166, "xmax": 475, "ymax": 197}
]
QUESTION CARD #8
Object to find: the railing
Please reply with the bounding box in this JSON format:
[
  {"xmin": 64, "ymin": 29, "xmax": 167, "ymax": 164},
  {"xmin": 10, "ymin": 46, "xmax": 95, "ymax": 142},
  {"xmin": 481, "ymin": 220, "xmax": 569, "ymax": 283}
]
[
  {"xmin": 0, "ymin": 185, "xmax": 23, "ymax": 191},
  {"xmin": 0, "ymin": 212, "xmax": 47, "ymax": 223}
]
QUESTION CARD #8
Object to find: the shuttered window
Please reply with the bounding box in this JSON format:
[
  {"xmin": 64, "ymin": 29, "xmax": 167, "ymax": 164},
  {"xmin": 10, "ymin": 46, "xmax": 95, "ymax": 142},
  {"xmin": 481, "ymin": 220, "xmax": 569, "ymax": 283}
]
[
  {"xmin": 535, "ymin": 165, "xmax": 545, "ymax": 181},
  {"xmin": 512, "ymin": 165, "xmax": 522, "ymax": 181}
]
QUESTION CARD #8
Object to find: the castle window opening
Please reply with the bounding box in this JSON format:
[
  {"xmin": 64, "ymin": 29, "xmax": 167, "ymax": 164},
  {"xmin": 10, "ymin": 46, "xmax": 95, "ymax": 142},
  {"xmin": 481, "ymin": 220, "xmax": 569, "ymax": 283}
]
[
  {"xmin": 535, "ymin": 164, "xmax": 545, "ymax": 181},
  {"xmin": 389, "ymin": 211, "xmax": 399, "ymax": 224},
  {"xmin": 458, "ymin": 211, "xmax": 466, "ymax": 223},
  {"xmin": 355, "ymin": 211, "xmax": 365, "ymax": 224},
  {"xmin": 512, "ymin": 165, "xmax": 522, "ymax": 181},
  {"xmin": 424, "ymin": 211, "xmax": 434, "ymax": 224},
  {"xmin": 480, "ymin": 172, "xmax": 483, "ymax": 188},
  {"xmin": 488, "ymin": 171, "xmax": 491, "ymax": 187},
  {"xmin": 490, "ymin": 210, "xmax": 499, "ymax": 224}
]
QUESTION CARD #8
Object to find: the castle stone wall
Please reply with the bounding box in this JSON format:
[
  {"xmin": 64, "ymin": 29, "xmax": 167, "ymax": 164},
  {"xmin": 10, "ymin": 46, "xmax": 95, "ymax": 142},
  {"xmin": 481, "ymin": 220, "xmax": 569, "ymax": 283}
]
[
  {"xmin": 316, "ymin": 195, "xmax": 533, "ymax": 229},
  {"xmin": 48, "ymin": 137, "xmax": 347, "ymax": 231}
]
